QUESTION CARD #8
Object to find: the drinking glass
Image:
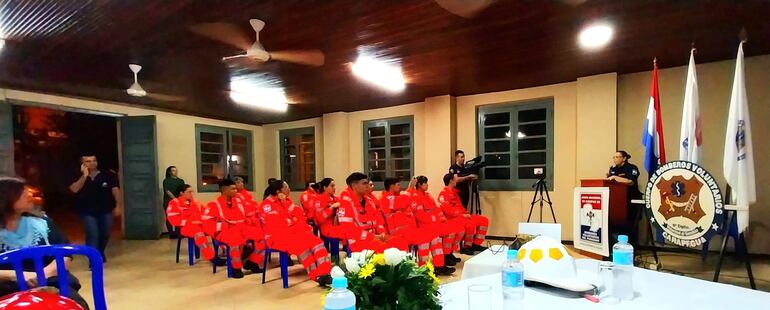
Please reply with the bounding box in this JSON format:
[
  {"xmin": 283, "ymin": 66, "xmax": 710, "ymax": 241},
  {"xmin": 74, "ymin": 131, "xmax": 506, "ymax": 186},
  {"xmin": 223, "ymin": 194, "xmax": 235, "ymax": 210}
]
[{"xmin": 467, "ymin": 284, "xmax": 492, "ymax": 309}]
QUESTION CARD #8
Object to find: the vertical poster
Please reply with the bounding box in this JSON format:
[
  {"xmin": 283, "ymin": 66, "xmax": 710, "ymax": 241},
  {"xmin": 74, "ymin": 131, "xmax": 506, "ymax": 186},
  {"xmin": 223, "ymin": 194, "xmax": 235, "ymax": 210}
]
[{"xmin": 573, "ymin": 187, "xmax": 610, "ymax": 257}]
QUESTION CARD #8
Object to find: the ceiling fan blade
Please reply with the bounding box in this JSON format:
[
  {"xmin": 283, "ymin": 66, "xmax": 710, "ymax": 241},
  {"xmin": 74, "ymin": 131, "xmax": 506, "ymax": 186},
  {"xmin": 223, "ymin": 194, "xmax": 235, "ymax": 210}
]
[
  {"xmin": 434, "ymin": 0, "xmax": 497, "ymax": 18},
  {"xmin": 223, "ymin": 55, "xmax": 265, "ymax": 70},
  {"xmin": 189, "ymin": 22, "xmax": 253, "ymax": 51},
  {"xmin": 146, "ymin": 93, "xmax": 186, "ymax": 102},
  {"xmin": 268, "ymin": 49, "xmax": 325, "ymax": 66}
]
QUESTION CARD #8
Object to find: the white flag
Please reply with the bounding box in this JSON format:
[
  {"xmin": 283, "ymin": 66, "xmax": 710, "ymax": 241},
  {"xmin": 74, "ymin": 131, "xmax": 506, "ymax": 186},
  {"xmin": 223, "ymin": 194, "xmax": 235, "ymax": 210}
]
[
  {"xmin": 723, "ymin": 42, "xmax": 756, "ymax": 233},
  {"xmin": 679, "ymin": 49, "xmax": 702, "ymax": 162}
]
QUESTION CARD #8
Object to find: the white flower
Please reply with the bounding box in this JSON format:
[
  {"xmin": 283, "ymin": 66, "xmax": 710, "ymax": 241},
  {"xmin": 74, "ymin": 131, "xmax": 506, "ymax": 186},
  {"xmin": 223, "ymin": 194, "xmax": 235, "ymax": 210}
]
[
  {"xmin": 331, "ymin": 266, "xmax": 346, "ymax": 278},
  {"xmin": 383, "ymin": 248, "xmax": 407, "ymax": 266},
  {"xmin": 344, "ymin": 257, "xmax": 361, "ymax": 273}
]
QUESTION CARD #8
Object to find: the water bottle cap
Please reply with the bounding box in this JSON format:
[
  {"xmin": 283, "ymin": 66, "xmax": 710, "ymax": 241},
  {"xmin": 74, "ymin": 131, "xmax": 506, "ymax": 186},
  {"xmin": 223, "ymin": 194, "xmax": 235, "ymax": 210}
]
[
  {"xmin": 331, "ymin": 277, "xmax": 348, "ymax": 289},
  {"xmin": 507, "ymin": 249, "xmax": 518, "ymax": 259},
  {"xmin": 618, "ymin": 235, "xmax": 629, "ymax": 243}
]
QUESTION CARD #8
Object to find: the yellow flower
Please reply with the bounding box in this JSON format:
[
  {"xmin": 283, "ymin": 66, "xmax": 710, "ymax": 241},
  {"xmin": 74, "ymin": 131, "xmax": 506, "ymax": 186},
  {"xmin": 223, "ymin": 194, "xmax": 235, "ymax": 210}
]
[
  {"xmin": 320, "ymin": 290, "xmax": 329, "ymax": 306},
  {"xmin": 359, "ymin": 263, "xmax": 376, "ymax": 279},
  {"xmin": 424, "ymin": 261, "xmax": 439, "ymax": 284},
  {"xmin": 371, "ymin": 253, "xmax": 386, "ymax": 266},
  {"xmin": 429, "ymin": 272, "xmax": 440, "ymax": 284},
  {"xmin": 425, "ymin": 261, "xmax": 435, "ymax": 274}
]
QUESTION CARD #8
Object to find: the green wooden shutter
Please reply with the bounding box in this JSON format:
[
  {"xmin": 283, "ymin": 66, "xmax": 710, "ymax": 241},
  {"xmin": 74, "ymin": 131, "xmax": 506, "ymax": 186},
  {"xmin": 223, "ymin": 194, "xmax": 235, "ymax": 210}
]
[
  {"xmin": 121, "ymin": 116, "xmax": 160, "ymax": 239},
  {"xmin": 0, "ymin": 100, "xmax": 13, "ymax": 176}
]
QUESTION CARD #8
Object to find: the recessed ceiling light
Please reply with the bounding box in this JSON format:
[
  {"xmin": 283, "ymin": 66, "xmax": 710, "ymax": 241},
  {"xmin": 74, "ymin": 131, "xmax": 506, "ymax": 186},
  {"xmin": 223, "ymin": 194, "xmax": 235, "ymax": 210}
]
[
  {"xmin": 578, "ymin": 23, "xmax": 613, "ymax": 50},
  {"xmin": 351, "ymin": 55, "xmax": 405, "ymax": 92}
]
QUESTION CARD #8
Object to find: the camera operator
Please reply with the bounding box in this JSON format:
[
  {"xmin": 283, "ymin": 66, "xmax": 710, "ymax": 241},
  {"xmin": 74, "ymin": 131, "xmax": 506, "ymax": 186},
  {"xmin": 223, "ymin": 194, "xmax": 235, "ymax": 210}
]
[{"xmin": 448, "ymin": 150, "xmax": 478, "ymax": 209}]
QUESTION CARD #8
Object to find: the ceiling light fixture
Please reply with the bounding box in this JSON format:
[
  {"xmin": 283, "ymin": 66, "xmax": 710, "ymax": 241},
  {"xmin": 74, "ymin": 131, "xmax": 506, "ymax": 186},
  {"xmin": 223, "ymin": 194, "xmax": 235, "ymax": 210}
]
[
  {"xmin": 351, "ymin": 55, "xmax": 405, "ymax": 92},
  {"xmin": 0, "ymin": 39, "xmax": 5, "ymax": 51},
  {"xmin": 229, "ymin": 79, "xmax": 288, "ymax": 112},
  {"xmin": 578, "ymin": 23, "xmax": 614, "ymax": 50}
]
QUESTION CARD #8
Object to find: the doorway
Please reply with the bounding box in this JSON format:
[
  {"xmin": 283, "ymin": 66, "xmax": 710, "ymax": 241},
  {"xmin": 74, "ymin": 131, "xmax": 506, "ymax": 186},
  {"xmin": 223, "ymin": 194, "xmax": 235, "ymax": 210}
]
[{"xmin": 11, "ymin": 104, "xmax": 123, "ymax": 242}]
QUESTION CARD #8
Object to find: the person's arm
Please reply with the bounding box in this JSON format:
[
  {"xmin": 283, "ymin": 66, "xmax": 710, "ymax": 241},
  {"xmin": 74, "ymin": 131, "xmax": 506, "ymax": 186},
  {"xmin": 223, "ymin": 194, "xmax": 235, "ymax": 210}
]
[
  {"xmin": 453, "ymin": 173, "xmax": 477, "ymax": 183},
  {"xmin": 608, "ymin": 175, "xmax": 633, "ymax": 185},
  {"xmin": 112, "ymin": 187, "xmax": 123, "ymax": 216},
  {"xmin": 0, "ymin": 270, "xmax": 39, "ymax": 287},
  {"xmin": 165, "ymin": 190, "xmax": 176, "ymax": 200},
  {"xmin": 68, "ymin": 164, "xmax": 89, "ymax": 193}
]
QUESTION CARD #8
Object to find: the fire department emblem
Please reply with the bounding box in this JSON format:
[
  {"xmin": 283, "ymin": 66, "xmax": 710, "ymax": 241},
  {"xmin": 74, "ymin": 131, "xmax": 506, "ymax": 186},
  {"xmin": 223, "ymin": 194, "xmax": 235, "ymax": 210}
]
[{"xmin": 645, "ymin": 161, "xmax": 724, "ymax": 248}]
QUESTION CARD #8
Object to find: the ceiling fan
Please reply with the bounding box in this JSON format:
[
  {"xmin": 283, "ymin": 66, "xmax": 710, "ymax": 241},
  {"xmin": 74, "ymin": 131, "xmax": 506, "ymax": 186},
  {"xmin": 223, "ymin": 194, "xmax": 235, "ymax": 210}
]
[
  {"xmin": 190, "ymin": 19, "xmax": 325, "ymax": 68},
  {"xmin": 126, "ymin": 64, "xmax": 185, "ymax": 101}
]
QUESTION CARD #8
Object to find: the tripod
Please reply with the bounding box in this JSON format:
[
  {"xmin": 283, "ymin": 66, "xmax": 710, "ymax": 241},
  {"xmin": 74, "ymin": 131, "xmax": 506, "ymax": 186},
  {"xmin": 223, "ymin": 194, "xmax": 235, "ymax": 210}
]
[
  {"xmin": 467, "ymin": 179, "xmax": 482, "ymax": 215},
  {"xmin": 527, "ymin": 178, "xmax": 556, "ymax": 223}
]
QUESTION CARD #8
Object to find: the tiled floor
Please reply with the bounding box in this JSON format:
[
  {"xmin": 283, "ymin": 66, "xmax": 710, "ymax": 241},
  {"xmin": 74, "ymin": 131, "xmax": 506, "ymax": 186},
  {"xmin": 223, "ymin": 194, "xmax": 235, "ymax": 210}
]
[{"xmin": 65, "ymin": 239, "xmax": 769, "ymax": 310}]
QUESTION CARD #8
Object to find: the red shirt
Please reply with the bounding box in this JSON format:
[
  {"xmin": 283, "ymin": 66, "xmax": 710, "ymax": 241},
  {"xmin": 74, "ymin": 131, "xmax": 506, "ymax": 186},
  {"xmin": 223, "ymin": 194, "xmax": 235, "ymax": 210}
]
[
  {"xmin": 300, "ymin": 189, "xmax": 317, "ymax": 219},
  {"xmin": 438, "ymin": 186, "xmax": 466, "ymax": 219},
  {"xmin": 237, "ymin": 188, "xmax": 256, "ymax": 205},
  {"xmin": 337, "ymin": 187, "xmax": 371, "ymax": 241},
  {"xmin": 204, "ymin": 195, "xmax": 259, "ymax": 228},
  {"xmin": 410, "ymin": 189, "xmax": 446, "ymax": 225},
  {"xmin": 379, "ymin": 191, "xmax": 414, "ymax": 216},
  {"xmin": 313, "ymin": 192, "xmax": 338, "ymax": 226}
]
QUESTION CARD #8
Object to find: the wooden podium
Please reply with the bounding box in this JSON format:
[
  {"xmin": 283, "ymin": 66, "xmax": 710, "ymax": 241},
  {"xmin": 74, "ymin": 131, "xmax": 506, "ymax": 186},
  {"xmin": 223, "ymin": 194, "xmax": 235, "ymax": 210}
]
[{"xmin": 580, "ymin": 179, "xmax": 629, "ymax": 226}]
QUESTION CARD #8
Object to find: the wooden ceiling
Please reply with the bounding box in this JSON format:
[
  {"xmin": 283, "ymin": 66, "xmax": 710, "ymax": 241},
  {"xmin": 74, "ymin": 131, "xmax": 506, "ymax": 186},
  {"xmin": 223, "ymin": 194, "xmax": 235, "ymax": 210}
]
[{"xmin": 1, "ymin": 0, "xmax": 768, "ymax": 124}]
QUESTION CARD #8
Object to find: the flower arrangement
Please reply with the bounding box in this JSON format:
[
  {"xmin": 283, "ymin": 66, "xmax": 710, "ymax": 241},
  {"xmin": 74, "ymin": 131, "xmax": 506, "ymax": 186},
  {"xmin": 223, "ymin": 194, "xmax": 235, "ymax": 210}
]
[{"xmin": 326, "ymin": 248, "xmax": 442, "ymax": 310}]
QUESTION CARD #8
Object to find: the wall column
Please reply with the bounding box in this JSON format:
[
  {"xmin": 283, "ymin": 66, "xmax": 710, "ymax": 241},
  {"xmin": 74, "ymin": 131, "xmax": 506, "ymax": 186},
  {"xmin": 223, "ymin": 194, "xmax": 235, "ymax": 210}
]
[
  {"xmin": 576, "ymin": 73, "xmax": 618, "ymax": 182},
  {"xmin": 322, "ymin": 112, "xmax": 350, "ymax": 183},
  {"xmin": 423, "ymin": 95, "xmax": 456, "ymax": 197}
]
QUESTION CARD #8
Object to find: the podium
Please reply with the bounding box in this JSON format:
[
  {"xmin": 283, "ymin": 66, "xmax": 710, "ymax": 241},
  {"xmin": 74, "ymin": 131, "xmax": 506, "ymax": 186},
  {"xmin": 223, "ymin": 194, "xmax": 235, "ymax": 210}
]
[{"xmin": 580, "ymin": 179, "xmax": 628, "ymax": 226}]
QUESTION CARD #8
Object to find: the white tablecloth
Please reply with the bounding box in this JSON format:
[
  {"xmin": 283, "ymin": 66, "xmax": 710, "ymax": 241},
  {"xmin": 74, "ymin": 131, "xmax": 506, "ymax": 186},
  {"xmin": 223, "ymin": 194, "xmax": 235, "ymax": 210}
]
[
  {"xmin": 443, "ymin": 259, "xmax": 770, "ymax": 309},
  {"xmin": 460, "ymin": 244, "xmax": 509, "ymax": 280}
]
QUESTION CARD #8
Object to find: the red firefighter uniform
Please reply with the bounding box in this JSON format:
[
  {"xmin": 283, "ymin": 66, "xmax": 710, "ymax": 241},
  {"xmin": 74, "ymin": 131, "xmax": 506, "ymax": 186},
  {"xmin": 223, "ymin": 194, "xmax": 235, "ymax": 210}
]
[
  {"xmin": 202, "ymin": 195, "xmax": 266, "ymax": 270},
  {"xmin": 380, "ymin": 191, "xmax": 445, "ymax": 267},
  {"xmin": 438, "ymin": 186, "xmax": 489, "ymax": 247},
  {"xmin": 259, "ymin": 196, "xmax": 331, "ymax": 280},
  {"xmin": 336, "ymin": 188, "xmax": 409, "ymax": 253},
  {"xmin": 312, "ymin": 192, "xmax": 347, "ymax": 239},
  {"xmin": 236, "ymin": 188, "xmax": 256, "ymax": 205},
  {"xmin": 300, "ymin": 188, "xmax": 317, "ymax": 222},
  {"xmin": 166, "ymin": 197, "xmax": 215, "ymax": 260},
  {"xmin": 409, "ymin": 189, "xmax": 465, "ymax": 255}
]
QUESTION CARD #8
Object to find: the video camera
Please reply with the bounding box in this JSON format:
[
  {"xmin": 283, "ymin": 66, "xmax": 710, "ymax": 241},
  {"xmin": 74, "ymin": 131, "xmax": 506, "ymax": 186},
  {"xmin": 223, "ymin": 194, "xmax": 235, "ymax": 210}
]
[{"xmin": 459, "ymin": 156, "xmax": 487, "ymax": 176}]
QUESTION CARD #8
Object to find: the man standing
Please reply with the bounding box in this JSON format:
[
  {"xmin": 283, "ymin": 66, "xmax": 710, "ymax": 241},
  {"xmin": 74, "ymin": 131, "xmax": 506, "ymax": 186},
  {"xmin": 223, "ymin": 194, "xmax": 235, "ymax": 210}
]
[
  {"xmin": 439, "ymin": 173, "xmax": 489, "ymax": 255},
  {"xmin": 448, "ymin": 150, "xmax": 478, "ymax": 210},
  {"xmin": 69, "ymin": 154, "xmax": 121, "ymax": 262}
]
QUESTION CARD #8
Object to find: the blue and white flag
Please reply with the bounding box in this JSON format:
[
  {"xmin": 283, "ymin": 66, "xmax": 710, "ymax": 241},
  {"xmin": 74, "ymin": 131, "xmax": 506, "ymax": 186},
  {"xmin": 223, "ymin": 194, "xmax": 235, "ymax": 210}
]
[
  {"xmin": 723, "ymin": 42, "xmax": 755, "ymax": 233},
  {"xmin": 679, "ymin": 49, "xmax": 702, "ymax": 163}
]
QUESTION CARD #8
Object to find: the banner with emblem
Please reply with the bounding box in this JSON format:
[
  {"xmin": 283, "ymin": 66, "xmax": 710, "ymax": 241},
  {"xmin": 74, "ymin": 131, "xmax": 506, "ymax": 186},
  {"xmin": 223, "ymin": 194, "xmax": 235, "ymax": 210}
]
[
  {"xmin": 645, "ymin": 161, "xmax": 724, "ymax": 248},
  {"xmin": 573, "ymin": 187, "xmax": 610, "ymax": 256}
]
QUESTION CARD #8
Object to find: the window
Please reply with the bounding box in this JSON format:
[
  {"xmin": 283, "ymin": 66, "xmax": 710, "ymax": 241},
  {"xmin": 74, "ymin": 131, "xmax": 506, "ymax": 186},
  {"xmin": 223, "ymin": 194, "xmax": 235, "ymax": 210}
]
[
  {"xmin": 477, "ymin": 98, "xmax": 553, "ymax": 191},
  {"xmin": 195, "ymin": 124, "xmax": 253, "ymax": 192},
  {"xmin": 364, "ymin": 116, "xmax": 414, "ymax": 189},
  {"xmin": 280, "ymin": 127, "xmax": 316, "ymax": 190}
]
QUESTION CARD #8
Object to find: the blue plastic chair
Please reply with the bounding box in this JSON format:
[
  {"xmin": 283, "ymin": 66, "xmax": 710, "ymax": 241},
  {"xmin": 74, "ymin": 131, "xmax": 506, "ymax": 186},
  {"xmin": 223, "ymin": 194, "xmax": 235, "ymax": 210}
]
[
  {"xmin": 211, "ymin": 241, "xmax": 233, "ymax": 278},
  {"xmin": 175, "ymin": 234, "xmax": 200, "ymax": 266},
  {"xmin": 322, "ymin": 237, "xmax": 351, "ymax": 261},
  {"xmin": 261, "ymin": 248, "xmax": 290, "ymax": 288},
  {"xmin": 0, "ymin": 245, "xmax": 107, "ymax": 310}
]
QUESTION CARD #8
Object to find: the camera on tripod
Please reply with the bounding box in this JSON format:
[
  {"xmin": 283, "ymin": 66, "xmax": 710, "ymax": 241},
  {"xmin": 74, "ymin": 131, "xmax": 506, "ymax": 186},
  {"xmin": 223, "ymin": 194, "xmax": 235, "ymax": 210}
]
[{"xmin": 459, "ymin": 156, "xmax": 487, "ymax": 176}]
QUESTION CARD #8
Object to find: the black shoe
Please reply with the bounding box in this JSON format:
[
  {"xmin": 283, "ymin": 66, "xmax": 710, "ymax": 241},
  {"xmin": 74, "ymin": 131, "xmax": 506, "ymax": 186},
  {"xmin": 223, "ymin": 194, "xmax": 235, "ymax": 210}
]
[
  {"xmin": 471, "ymin": 244, "xmax": 488, "ymax": 252},
  {"xmin": 168, "ymin": 233, "xmax": 180, "ymax": 239},
  {"xmin": 211, "ymin": 257, "xmax": 227, "ymax": 267},
  {"xmin": 460, "ymin": 247, "xmax": 476, "ymax": 255},
  {"xmin": 315, "ymin": 274, "xmax": 332, "ymax": 286},
  {"xmin": 244, "ymin": 261, "xmax": 263, "ymax": 274},
  {"xmin": 287, "ymin": 259, "xmax": 295, "ymax": 267},
  {"xmin": 444, "ymin": 254, "xmax": 457, "ymax": 266},
  {"xmin": 449, "ymin": 253, "xmax": 461, "ymax": 263},
  {"xmin": 434, "ymin": 266, "xmax": 456, "ymax": 276},
  {"xmin": 232, "ymin": 268, "xmax": 245, "ymax": 279}
]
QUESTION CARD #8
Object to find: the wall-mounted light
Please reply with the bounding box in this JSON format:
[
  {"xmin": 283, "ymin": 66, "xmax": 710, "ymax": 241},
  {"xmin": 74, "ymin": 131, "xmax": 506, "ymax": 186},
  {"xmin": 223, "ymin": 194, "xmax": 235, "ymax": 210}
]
[
  {"xmin": 229, "ymin": 78, "xmax": 288, "ymax": 112},
  {"xmin": 351, "ymin": 55, "xmax": 405, "ymax": 92}
]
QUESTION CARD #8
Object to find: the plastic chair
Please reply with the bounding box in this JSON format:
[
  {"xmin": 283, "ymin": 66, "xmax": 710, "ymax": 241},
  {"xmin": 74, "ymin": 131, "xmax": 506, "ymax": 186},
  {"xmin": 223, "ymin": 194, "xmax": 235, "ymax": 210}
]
[
  {"xmin": 211, "ymin": 241, "xmax": 233, "ymax": 278},
  {"xmin": 175, "ymin": 233, "xmax": 200, "ymax": 266},
  {"xmin": 261, "ymin": 248, "xmax": 290, "ymax": 288},
  {"xmin": 322, "ymin": 237, "xmax": 351, "ymax": 261},
  {"xmin": 0, "ymin": 245, "xmax": 107, "ymax": 310}
]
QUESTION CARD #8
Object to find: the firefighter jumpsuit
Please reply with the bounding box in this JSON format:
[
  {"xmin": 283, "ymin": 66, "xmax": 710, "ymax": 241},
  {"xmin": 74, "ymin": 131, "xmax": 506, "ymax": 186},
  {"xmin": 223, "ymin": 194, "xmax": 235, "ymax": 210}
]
[
  {"xmin": 438, "ymin": 186, "xmax": 489, "ymax": 248},
  {"xmin": 313, "ymin": 192, "xmax": 347, "ymax": 240},
  {"xmin": 259, "ymin": 196, "xmax": 331, "ymax": 280},
  {"xmin": 337, "ymin": 188, "xmax": 409, "ymax": 253},
  {"xmin": 202, "ymin": 195, "xmax": 266, "ymax": 270},
  {"xmin": 166, "ymin": 197, "xmax": 215, "ymax": 260},
  {"xmin": 409, "ymin": 189, "xmax": 465, "ymax": 256},
  {"xmin": 300, "ymin": 188, "xmax": 317, "ymax": 223},
  {"xmin": 380, "ymin": 191, "xmax": 445, "ymax": 267}
]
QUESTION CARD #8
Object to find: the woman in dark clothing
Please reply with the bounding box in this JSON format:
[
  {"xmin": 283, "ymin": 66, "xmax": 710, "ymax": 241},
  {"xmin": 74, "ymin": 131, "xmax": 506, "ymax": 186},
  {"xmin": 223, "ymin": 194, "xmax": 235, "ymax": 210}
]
[
  {"xmin": 0, "ymin": 177, "xmax": 89, "ymax": 309},
  {"xmin": 162, "ymin": 166, "xmax": 185, "ymax": 238}
]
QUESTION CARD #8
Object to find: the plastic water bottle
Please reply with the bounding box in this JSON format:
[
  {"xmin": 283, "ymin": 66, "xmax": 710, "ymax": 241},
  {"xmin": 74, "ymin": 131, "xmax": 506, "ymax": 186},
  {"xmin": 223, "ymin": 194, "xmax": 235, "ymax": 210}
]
[
  {"xmin": 612, "ymin": 235, "xmax": 634, "ymax": 301},
  {"xmin": 502, "ymin": 249, "xmax": 524, "ymax": 309},
  {"xmin": 323, "ymin": 277, "xmax": 356, "ymax": 310}
]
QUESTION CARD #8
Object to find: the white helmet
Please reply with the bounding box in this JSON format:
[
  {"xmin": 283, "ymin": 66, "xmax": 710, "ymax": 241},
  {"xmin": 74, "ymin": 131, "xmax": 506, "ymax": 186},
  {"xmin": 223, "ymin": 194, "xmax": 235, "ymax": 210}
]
[{"xmin": 517, "ymin": 236, "xmax": 595, "ymax": 292}]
